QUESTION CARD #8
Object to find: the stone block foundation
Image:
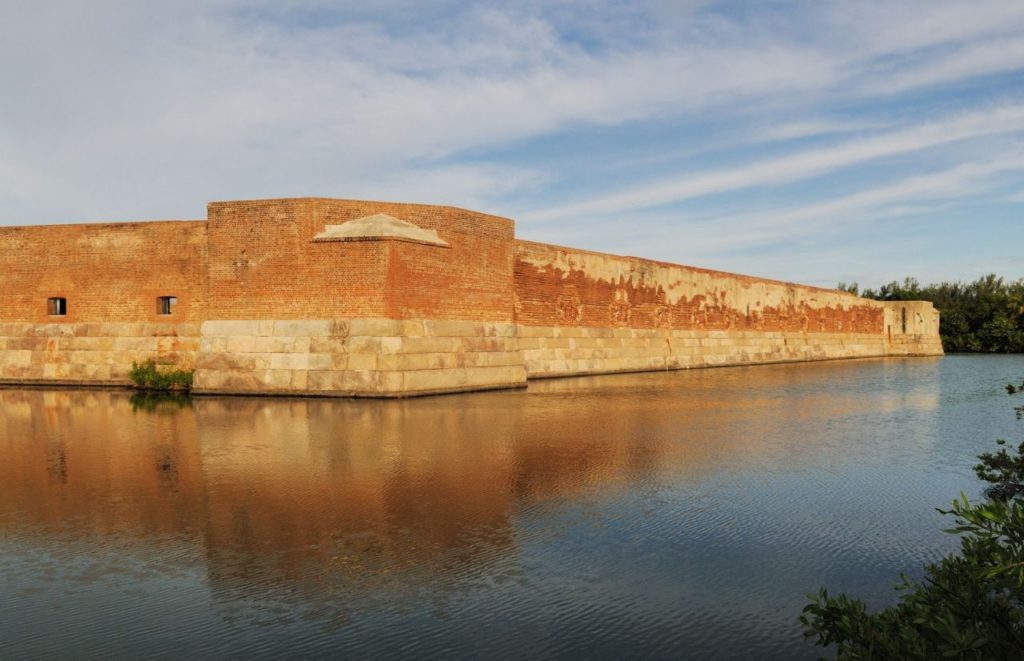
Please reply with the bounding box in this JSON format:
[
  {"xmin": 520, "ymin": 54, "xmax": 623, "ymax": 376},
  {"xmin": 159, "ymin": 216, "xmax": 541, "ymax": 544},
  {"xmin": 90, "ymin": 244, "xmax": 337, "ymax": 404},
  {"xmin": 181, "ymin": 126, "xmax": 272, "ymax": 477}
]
[
  {"xmin": 518, "ymin": 325, "xmax": 942, "ymax": 378},
  {"xmin": 0, "ymin": 322, "xmax": 200, "ymax": 386},
  {"xmin": 193, "ymin": 318, "xmax": 527, "ymax": 397}
]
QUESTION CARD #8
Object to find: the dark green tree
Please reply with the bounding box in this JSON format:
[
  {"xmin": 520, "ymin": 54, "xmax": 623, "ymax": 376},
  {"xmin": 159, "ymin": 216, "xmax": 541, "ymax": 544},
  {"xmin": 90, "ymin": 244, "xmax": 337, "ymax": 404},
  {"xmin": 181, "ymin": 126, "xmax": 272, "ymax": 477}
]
[{"xmin": 842, "ymin": 274, "xmax": 1024, "ymax": 353}]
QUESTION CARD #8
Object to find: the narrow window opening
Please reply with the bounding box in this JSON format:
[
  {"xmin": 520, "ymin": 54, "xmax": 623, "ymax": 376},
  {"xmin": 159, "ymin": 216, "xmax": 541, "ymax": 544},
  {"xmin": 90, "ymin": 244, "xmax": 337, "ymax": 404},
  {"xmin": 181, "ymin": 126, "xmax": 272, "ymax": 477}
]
[
  {"xmin": 157, "ymin": 296, "xmax": 178, "ymax": 316},
  {"xmin": 47, "ymin": 297, "xmax": 67, "ymax": 316},
  {"xmin": 901, "ymin": 307, "xmax": 907, "ymax": 334}
]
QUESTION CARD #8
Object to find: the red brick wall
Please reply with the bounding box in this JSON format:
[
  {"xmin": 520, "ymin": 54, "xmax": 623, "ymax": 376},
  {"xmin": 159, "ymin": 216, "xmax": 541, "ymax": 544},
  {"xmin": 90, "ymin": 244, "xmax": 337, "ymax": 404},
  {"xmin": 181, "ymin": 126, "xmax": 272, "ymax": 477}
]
[
  {"xmin": 384, "ymin": 212, "xmax": 514, "ymax": 322},
  {"xmin": 206, "ymin": 199, "xmax": 389, "ymax": 320},
  {"xmin": 0, "ymin": 221, "xmax": 207, "ymax": 323},
  {"xmin": 0, "ymin": 200, "xmax": 887, "ymax": 336},
  {"xmin": 514, "ymin": 240, "xmax": 884, "ymax": 334},
  {"xmin": 206, "ymin": 198, "xmax": 515, "ymax": 321}
]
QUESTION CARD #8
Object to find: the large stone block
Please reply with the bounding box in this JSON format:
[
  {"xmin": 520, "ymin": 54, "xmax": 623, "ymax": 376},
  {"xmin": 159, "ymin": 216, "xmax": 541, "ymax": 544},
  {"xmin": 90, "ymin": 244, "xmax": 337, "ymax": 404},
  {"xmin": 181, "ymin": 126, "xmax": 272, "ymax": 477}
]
[
  {"xmin": 340, "ymin": 369, "xmax": 383, "ymax": 392},
  {"xmin": 309, "ymin": 336, "xmax": 350, "ymax": 353},
  {"xmin": 273, "ymin": 319, "xmax": 334, "ymax": 337},
  {"xmin": 306, "ymin": 353, "xmax": 333, "ymax": 370},
  {"xmin": 347, "ymin": 353, "xmax": 378, "ymax": 370},
  {"xmin": 202, "ymin": 320, "xmax": 261, "ymax": 337},
  {"xmin": 348, "ymin": 336, "xmax": 381, "ymax": 354},
  {"xmin": 400, "ymin": 336, "xmax": 461, "ymax": 354},
  {"xmin": 403, "ymin": 368, "xmax": 466, "ymax": 392},
  {"xmin": 348, "ymin": 318, "xmax": 402, "ymax": 337},
  {"xmin": 377, "ymin": 353, "xmax": 435, "ymax": 371},
  {"xmin": 425, "ymin": 319, "xmax": 485, "ymax": 337},
  {"xmin": 463, "ymin": 365, "xmax": 527, "ymax": 387},
  {"xmin": 269, "ymin": 352, "xmax": 309, "ymax": 370}
]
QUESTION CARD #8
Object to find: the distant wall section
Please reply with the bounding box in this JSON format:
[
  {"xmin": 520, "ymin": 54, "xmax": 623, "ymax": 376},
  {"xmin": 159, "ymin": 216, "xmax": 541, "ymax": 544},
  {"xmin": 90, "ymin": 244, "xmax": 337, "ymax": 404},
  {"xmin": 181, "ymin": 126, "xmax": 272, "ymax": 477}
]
[
  {"xmin": 882, "ymin": 300, "xmax": 944, "ymax": 356},
  {"xmin": 513, "ymin": 240, "xmax": 942, "ymax": 378}
]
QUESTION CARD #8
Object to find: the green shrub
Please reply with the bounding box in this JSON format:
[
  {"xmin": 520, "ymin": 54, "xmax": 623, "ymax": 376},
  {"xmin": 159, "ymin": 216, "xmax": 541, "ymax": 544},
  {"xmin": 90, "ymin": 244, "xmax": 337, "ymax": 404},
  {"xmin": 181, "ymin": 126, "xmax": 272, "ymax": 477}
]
[{"xmin": 128, "ymin": 359, "xmax": 194, "ymax": 391}]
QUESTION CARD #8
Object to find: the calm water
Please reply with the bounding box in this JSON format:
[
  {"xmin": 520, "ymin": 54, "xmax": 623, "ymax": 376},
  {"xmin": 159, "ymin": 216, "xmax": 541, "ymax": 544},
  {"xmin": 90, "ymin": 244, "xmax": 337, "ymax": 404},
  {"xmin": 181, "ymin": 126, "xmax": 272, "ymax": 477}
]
[{"xmin": 2, "ymin": 355, "xmax": 1023, "ymax": 659}]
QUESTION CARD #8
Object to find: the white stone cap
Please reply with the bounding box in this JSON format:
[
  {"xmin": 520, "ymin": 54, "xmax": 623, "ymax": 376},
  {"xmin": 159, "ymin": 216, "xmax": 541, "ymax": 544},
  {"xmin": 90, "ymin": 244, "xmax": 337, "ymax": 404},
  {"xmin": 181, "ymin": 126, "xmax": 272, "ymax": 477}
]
[{"xmin": 313, "ymin": 213, "xmax": 449, "ymax": 247}]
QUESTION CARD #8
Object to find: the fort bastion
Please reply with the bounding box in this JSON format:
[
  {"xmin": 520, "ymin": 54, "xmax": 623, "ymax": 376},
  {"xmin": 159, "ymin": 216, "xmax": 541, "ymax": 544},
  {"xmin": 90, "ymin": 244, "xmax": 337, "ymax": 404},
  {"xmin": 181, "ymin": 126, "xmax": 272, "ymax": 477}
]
[{"xmin": 0, "ymin": 197, "xmax": 943, "ymax": 396}]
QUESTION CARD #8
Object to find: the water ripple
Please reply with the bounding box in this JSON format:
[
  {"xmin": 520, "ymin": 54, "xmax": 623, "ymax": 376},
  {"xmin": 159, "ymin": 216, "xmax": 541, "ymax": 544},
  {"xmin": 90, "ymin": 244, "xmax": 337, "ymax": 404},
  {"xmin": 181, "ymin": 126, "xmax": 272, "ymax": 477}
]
[{"xmin": 2, "ymin": 355, "xmax": 1022, "ymax": 659}]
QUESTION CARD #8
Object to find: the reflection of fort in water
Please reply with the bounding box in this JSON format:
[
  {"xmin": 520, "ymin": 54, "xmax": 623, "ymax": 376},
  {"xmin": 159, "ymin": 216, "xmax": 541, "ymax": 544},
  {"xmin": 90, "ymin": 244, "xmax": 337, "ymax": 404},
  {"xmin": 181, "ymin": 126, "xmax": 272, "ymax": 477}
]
[{"xmin": 0, "ymin": 360, "xmax": 940, "ymax": 605}]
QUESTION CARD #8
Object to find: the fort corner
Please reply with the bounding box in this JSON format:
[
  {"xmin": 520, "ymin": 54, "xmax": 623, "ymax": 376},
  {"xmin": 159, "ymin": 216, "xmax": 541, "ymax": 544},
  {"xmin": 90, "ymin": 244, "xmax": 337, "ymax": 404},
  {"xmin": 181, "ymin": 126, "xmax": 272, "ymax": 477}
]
[{"xmin": 0, "ymin": 197, "xmax": 943, "ymax": 396}]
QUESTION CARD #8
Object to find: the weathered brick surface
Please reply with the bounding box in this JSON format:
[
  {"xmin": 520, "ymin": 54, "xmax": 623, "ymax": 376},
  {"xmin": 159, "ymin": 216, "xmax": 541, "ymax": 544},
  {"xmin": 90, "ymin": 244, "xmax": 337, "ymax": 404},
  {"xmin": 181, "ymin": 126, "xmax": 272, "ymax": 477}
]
[
  {"xmin": 206, "ymin": 198, "xmax": 514, "ymax": 322},
  {"xmin": 512, "ymin": 240, "xmax": 942, "ymax": 377},
  {"xmin": 0, "ymin": 197, "xmax": 942, "ymax": 394},
  {"xmin": 515, "ymin": 240, "xmax": 885, "ymax": 333},
  {"xmin": 0, "ymin": 220, "xmax": 207, "ymax": 323}
]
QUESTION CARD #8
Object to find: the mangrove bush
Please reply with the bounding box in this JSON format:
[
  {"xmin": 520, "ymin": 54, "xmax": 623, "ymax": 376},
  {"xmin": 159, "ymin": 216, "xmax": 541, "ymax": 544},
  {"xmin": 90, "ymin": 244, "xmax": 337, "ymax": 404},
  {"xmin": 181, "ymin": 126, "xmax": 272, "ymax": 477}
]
[
  {"xmin": 800, "ymin": 385, "xmax": 1024, "ymax": 659},
  {"xmin": 128, "ymin": 359, "xmax": 194, "ymax": 391}
]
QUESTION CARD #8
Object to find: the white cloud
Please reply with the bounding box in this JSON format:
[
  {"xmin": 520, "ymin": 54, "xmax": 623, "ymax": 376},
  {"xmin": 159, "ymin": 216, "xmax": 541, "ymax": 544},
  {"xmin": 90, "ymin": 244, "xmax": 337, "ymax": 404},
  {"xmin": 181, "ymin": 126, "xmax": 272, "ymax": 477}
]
[
  {"xmin": 821, "ymin": 0, "xmax": 1024, "ymax": 57},
  {"xmin": 862, "ymin": 34, "xmax": 1024, "ymax": 96},
  {"xmin": 0, "ymin": 0, "xmax": 1021, "ymax": 301},
  {"xmin": 527, "ymin": 149, "xmax": 1024, "ymax": 276},
  {"xmin": 708, "ymin": 154, "xmax": 1024, "ymax": 242},
  {"xmin": 747, "ymin": 118, "xmax": 892, "ymax": 143},
  {"xmin": 526, "ymin": 104, "xmax": 1024, "ymax": 222}
]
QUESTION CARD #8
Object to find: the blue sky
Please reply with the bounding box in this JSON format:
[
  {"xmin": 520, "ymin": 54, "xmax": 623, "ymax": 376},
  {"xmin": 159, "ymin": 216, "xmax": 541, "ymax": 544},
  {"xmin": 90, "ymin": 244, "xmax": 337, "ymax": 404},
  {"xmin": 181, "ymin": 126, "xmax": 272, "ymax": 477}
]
[{"xmin": 1, "ymin": 0, "xmax": 1022, "ymax": 288}]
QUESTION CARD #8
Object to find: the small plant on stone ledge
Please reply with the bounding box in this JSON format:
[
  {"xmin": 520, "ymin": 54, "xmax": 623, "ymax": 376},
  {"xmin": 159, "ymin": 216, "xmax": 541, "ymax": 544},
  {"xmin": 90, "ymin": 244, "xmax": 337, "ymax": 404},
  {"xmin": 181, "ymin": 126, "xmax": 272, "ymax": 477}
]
[{"xmin": 129, "ymin": 359, "xmax": 194, "ymax": 392}]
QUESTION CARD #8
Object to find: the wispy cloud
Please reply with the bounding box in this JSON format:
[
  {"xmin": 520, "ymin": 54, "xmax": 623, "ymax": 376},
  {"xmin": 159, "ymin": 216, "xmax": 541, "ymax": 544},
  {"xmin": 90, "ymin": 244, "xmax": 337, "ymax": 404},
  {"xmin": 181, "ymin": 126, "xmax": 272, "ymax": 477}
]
[
  {"xmin": 0, "ymin": 0, "xmax": 1021, "ymax": 286},
  {"xmin": 526, "ymin": 104, "xmax": 1024, "ymax": 222},
  {"xmin": 861, "ymin": 35, "xmax": 1024, "ymax": 96},
  {"xmin": 685, "ymin": 152, "xmax": 1024, "ymax": 250}
]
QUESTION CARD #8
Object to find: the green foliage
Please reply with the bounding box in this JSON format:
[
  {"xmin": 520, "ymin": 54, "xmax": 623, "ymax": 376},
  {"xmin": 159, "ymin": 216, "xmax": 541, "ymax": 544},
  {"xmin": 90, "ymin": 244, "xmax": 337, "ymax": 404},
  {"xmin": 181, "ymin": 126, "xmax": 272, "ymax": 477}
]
[
  {"xmin": 837, "ymin": 282, "xmax": 860, "ymax": 296},
  {"xmin": 800, "ymin": 390, "xmax": 1024, "ymax": 659},
  {"xmin": 128, "ymin": 359, "xmax": 194, "ymax": 391},
  {"xmin": 840, "ymin": 274, "xmax": 1024, "ymax": 353},
  {"xmin": 801, "ymin": 495, "xmax": 1024, "ymax": 659},
  {"xmin": 975, "ymin": 440, "xmax": 1024, "ymax": 501}
]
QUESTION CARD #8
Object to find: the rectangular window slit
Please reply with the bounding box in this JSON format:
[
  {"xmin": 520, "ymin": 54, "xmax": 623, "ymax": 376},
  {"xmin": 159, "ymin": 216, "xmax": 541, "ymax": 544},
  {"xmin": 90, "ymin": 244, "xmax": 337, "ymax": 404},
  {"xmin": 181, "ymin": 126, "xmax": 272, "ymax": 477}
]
[
  {"xmin": 157, "ymin": 296, "xmax": 177, "ymax": 316},
  {"xmin": 47, "ymin": 297, "xmax": 67, "ymax": 316}
]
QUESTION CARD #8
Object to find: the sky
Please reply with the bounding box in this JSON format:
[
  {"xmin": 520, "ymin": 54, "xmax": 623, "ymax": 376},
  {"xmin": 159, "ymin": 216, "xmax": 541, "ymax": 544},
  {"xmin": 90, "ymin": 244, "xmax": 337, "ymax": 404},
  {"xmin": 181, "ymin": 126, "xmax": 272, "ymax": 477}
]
[{"xmin": 1, "ymin": 0, "xmax": 1022, "ymax": 289}]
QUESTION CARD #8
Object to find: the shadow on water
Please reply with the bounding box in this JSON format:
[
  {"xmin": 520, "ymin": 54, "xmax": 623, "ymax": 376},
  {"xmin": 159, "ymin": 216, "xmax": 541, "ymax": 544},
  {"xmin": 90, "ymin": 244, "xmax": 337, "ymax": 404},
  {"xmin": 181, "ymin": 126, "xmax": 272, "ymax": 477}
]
[
  {"xmin": 129, "ymin": 390, "xmax": 194, "ymax": 413},
  {"xmin": 1, "ymin": 356, "xmax": 1023, "ymax": 659}
]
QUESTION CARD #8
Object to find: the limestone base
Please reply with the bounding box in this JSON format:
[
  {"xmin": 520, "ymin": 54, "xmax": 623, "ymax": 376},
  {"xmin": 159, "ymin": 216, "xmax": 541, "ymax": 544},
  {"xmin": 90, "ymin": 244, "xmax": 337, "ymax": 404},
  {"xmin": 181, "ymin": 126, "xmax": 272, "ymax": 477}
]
[
  {"xmin": 193, "ymin": 318, "xmax": 527, "ymax": 396},
  {"xmin": 518, "ymin": 325, "xmax": 944, "ymax": 378},
  {"xmin": 0, "ymin": 317, "xmax": 942, "ymax": 397},
  {"xmin": 0, "ymin": 322, "xmax": 200, "ymax": 385}
]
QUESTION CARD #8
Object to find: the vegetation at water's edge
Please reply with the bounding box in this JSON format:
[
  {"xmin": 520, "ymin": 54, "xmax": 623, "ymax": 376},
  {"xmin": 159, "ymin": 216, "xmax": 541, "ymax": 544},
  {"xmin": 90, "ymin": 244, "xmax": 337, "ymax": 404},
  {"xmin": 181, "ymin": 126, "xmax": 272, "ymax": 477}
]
[
  {"xmin": 837, "ymin": 274, "xmax": 1024, "ymax": 353},
  {"xmin": 800, "ymin": 385, "xmax": 1024, "ymax": 659},
  {"xmin": 128, "ymin": 359, "xmax": 194, "ymax": 391}
]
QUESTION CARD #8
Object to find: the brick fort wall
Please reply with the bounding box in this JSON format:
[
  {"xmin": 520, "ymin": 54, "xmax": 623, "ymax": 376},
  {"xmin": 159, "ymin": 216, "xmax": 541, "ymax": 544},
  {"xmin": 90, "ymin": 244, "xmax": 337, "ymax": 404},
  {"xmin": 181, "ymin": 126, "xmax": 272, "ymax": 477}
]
[
  {"xmin": 0, "ymin": 220, "xmax": 207, "ymax": 383},
  {"xmin": 0, "ymin": 198, "xmax": 943, "ymax": 394}
]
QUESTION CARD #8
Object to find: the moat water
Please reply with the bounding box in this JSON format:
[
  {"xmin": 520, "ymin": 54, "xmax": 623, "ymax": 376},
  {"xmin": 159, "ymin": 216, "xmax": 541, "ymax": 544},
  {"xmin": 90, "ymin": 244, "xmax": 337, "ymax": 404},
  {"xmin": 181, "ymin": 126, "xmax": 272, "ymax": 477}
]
[{"xmin": 2, "ymin": 355, "xmax": 1023, "ymax": 659}]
